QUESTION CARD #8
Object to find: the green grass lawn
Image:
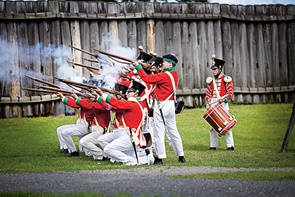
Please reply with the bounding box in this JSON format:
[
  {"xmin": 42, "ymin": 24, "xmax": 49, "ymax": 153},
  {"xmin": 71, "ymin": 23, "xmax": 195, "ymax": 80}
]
[{"xmin": 0, "ymin": 103, "xmax": 294, "ymax": 173}]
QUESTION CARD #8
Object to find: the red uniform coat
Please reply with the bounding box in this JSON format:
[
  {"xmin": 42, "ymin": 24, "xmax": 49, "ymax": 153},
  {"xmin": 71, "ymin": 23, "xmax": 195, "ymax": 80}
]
[
  {"xmin": 205, "ymin": 74, "xmax": 234, "ymax": 104},
  {"xmin": 63, "ymin": 96, "xmax": 94, "ymax": 122},
  {"xmin": 76, "ymin": 98, "xmax": 111, "ymax": 129},
  {"xmin": 136, "ymin": 66, "xmax": 177, "ymax": 101},
  {"xmin": 99, "ymin": 96, "xmax": 144, "ymax": 147}
]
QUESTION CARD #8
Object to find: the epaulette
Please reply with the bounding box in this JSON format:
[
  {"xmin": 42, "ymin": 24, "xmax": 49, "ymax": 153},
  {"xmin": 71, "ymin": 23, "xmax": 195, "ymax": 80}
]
[
  {"xmin": 206, "ymin": 77, "xmax": 213, "ymax": 84},
  {"xmin": 224, "ymin": 75, "xmax": 232, "ymax": 83}
]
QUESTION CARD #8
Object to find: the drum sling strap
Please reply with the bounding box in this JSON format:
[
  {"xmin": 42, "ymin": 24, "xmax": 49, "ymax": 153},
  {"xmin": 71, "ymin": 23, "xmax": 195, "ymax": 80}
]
[{"xmin": 212, "ymin": 78, "xmax": 228, "ymax": 125}]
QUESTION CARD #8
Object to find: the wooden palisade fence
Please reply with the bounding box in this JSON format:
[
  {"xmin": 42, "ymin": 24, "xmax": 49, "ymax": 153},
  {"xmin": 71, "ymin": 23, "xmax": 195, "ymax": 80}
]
[{"xmin": 0, "ymin": 1, "xmax": 294, "ymax": 118}]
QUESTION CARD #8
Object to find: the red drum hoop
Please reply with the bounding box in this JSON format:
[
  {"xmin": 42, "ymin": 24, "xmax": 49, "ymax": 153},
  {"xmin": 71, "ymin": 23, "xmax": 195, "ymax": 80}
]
[{"xmin": 203, "ymin": 103, "xmax": 237, "ymax": 135}]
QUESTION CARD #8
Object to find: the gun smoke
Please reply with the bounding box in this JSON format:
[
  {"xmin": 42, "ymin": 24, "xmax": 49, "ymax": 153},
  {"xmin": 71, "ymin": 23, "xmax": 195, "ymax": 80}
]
[{"xmin": 0, "ymin": 33, "xmax": 137, "ymax": 95}]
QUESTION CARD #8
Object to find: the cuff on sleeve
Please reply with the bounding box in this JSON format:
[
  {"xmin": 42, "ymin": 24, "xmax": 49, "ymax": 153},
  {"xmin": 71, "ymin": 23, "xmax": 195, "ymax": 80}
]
[
  {"xmin": 76, "ymin": 97, "xmax": 81, "ymax": 105},
  {"xmin": 97, "ymin": 96, "xmax": 103, "ymax": 103},
  {"xmin": 62, "ymin": 96, "xmax": 68, "ymax": 104},
  {"xmin": 135, "ymin": 64, "xmax": 143, "ymax": 71},
  {"xmin": 102, "ymin": 93, "xmax": 108, "ymax": 101}
]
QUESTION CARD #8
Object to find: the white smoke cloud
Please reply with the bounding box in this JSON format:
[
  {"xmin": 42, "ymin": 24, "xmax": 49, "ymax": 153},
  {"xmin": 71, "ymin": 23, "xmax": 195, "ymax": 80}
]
[
  {"xmin": 0, "ymin": 33, "xmax": 138, "ymax": 94},
  {"xmin": 0, "ymin": 38, "xmax": 74, "ymax": 84},
  {"xmin": 91, "ymin": 32, "xmax": 137, "ymax": 90}
]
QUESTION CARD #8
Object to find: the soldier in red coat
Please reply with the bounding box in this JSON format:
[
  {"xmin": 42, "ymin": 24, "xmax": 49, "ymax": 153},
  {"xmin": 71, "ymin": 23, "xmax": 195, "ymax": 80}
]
[
  {"xmin": 133, "ymin": 53, "xmax": 186, "ymax": 164},
  {"xmin": 96, "ymin": 82, "xmax": 154, "ymax": 165},
  {"xmin": 94, "ymin": 81, "xmax": 148, "ymax": 165},
  {"xmin": 96, "ymin": 83, "xmax": 128, "ymax": 162},
  {"xmin": 205, "ymin": 55, "xmax": 235, "ymax": 151},
  {"xmin": 56, "ymin": 93, "xmax": 95, "ymax": 157},
  {"xmin": 71, "ymin": 92, "xmax": 112, "ymax": 161}
]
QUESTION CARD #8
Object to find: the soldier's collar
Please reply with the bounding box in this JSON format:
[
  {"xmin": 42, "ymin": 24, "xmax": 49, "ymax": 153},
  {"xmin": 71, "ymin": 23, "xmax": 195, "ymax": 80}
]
[
  {"xmin": 127, "ymin": 97, "xmax": 138, "ymax": 102},
  {"xmin": 163, "ymin": 67, "xmax": 176, "ymax": 72},
  {"xmin": 215, "ymin": 71, "xmax": 224, "ymax": 79}
]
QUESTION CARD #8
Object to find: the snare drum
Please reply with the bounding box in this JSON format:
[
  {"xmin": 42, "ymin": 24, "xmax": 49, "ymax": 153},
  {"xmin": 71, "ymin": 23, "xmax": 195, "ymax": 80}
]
[{"xmin": 203, "ymin": 103, "xmax": 237, "ymax": 135}]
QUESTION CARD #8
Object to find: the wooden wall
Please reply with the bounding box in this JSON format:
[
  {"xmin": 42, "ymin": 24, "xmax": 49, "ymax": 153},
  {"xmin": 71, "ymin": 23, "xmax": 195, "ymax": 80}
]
[{"xmin": 0, "ymin": 1, "xmax": 294, "ymax": 117}]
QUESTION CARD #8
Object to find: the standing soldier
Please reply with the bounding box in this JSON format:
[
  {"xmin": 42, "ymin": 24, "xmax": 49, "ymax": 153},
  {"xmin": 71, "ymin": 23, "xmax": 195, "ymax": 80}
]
[
  {"xmin": 133, "ymin": 53, "xmax": 186, "ymax": 164},
  {"xmin": 205, "ymin": 55, "xmax": 235, "ymax": 151}
]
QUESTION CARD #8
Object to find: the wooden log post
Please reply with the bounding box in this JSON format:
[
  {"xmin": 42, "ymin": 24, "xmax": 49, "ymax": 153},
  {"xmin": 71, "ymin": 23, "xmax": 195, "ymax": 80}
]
[
  {"xmin": 108, "ymin": 3, "xmax": 119, "ymax": 49},
  {"xmin": 281, "ymin": 102, "xmax": 295, "ymax": 152},
  {"xmin": 8, "ymin": 22, "xmax": 22, "ymax": 117},
  {"xmin": 70, "ymin": 2, "xmax": 83, "ymax": 77},
  {"xmin": 48, "ymin": 0, "xmax": 59, "ymax": 14},
  {"xmin": 145, "ymin": 2, "xmax": 156, "ymax": 53}
]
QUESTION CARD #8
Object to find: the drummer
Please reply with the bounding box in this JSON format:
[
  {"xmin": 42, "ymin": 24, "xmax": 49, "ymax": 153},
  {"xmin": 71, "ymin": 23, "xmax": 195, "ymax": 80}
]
[{"xmin": 205, "ymin": 55, "xmax": 235, "ymax": 151}]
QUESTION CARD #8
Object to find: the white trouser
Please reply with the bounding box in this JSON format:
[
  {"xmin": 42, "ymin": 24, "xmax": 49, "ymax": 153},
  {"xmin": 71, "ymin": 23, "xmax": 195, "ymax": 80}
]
[
  {"xmin": 154, "ymin": 100, "xmax": 184, "ymax": 159},
  {"xmin": 98, "ymin": 128, "xmax": 153, "ymax": 165},
  {"xmin": 209, "ymin": 99, "xmax": 235, "ymax": 148},
  {"xmin": 79, "ymin": 125, "xmax": 105, "ymax": 160},
  {"xmin": 98, "ymin": 127, "xmax": 125, "ymax": 149},
  {"xmin": 103, "ymin": 128, "xmax": 137, "ymax": 165},
  {"xmin": 57, "ymin": 124, "xmax": 75, "ymax": 150},
  {"xmin": 78, "ymin": 134, "xmax": 93, "ymax": 156},
  {"xmin": 60, "ymin": 119, "xmax": 88, "ymax": 153}
]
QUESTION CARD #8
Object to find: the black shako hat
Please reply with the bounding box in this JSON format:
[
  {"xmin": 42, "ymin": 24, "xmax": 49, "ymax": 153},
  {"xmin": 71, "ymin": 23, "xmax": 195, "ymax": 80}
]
[
  {"xmin": 137, "ymin": 51, "xmax": 153, "ymax": 62},
  {"xmin": 114, "ymin": 83, "xmax": 128, "ymax": 95},
  {"xmin": 126, "ymin": 80, "xmax": 145, "ymax": 96},
  {"xmin": 210, "ymin": 54, "xmax": 225, "ymax": 70},
  {"xmin": 148, "ymin": 55, "xmax": 163, "ymax": 68},
  {"xmin": 163, "ymin": 54, "xmax": 178, "ymax": 65}
]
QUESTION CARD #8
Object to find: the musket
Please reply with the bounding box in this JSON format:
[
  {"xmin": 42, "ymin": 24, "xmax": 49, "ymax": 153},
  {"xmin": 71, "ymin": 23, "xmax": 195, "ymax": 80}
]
[
  {"xmin": 141, "ymin": 62, "xmax": 162, "ymax": 73},
  {"xmin": 34, "ymin": 85, "xmax": 93, "ymax": 98},
  {"xmin": 82, "ymin": 58, "xmax": 99, "ymax": 63},
  {"xmin": 69, "ymin": 45, "xmax": 98, "ymax": 58},
  {"xmin": 155, "ymin": 94, "xmax": 167, "ymax": 130},
  {"xmin": 54, "ymin": 77, "xmax": 126, "ymax": 98},
  {"xmin": 129, "ymin": 128, "xmax": 139, "ymax": 164},
  {"xmin": 67, "ymin": 61, "xmax": 100, "ymax": 75},
  {"xmin": 119, "ymin": 73, "xmax": 132, "ymax": 80},
  {"xmin": 93, "ymin": 49, "xmax": 161, "ymax": 73},
  {"xmin": 22, "ymin": 87, "xmax": 60, "ymax": 95},
  {"xmin": 94, "ymin": 48, "xmax": 134, "ymax": 64},
  {"xmin": 26, "ymin": 75, "xmax": 61, "ymax": 89},
  {"xmin": 22, "ymin": 87, "xmax": 90, "ymax": 98}
]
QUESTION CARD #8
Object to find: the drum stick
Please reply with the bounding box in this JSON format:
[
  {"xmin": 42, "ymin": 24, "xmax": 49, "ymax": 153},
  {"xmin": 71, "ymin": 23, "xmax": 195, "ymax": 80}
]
[{"xmin": 209, "ymin": 96, "xmax": 225, "ymax": 105}]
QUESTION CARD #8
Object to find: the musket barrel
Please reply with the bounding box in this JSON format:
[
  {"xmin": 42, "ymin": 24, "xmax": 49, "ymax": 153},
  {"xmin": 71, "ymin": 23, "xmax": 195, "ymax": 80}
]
[
  {"xmin": 82, "ymin": 58, "xmax": 99, "ymax": 63},
  {"xmin": 94, "ymin": 49, "xmax": 134, "ymax": 63},
  {"xmin": 25, "ymin": 75, "xmax": 62, "ymax": 89},
  {"xmin": 67, "ymin": 61, "xmax": 100, "ymax": 71},
  {"xmin": 34, "ymin": 85, "xmax": 92, "ymax": 98},
  {"xmin": 69, "ymin": 45, "xmax": 98, "ymax": 58},
  {"xmin": 55, "ymin": 77, "xmax": 125, "ymax": 98},
  {"xmin": 22, "ymin": 88, "xmax": 58, "ymax": 94}
]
